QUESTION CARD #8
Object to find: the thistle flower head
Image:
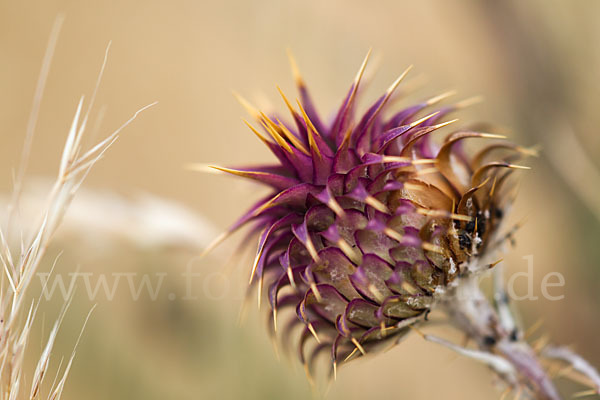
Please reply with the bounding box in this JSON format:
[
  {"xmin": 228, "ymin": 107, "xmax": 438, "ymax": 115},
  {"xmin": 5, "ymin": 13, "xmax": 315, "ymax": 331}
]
[{"xmin": 212, "ymin": 51, "xmax": 532, "ymax": 378}]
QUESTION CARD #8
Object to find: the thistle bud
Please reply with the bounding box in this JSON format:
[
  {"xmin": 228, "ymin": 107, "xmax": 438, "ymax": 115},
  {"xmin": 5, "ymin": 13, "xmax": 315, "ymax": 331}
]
[{"xmin": 211, "ymin": 52, "xmax": 532, "ymax": 379}]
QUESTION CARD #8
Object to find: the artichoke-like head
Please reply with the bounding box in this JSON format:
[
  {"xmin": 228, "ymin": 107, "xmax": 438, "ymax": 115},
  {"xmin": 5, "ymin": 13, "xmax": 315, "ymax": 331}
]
[{"xmin": 212, "ymin": 52, "xmax": 531, "ymax": 378}]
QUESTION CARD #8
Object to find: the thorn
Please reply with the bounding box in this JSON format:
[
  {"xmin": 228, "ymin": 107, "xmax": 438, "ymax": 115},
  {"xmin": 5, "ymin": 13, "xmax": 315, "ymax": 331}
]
[
  {"xmin": 516, "ymin": 145, "xmax": 540, "ymax": 157},
  {"xmin": 354, "ymin": 48, "xmax": 372, "ymax": 86},
  {"xmin": 342, "ymin": 48, "xmax": 372, "ymax": 114},
  {"xmin": 260, "ymin": 111, "xmax": 284, "ymax": 133},
  {"xmin": 490, "ymin": 176, "xmax": 498, "ymax": 197},
  {"xmin": 426, "ymin": 90, "xmax": 457, "ymax": 106},
  {"xmin": 416, "ymin": 208, "xmax": 473, "ymax": 222},
  {"xmin": 401, "ymin": 281, "xmax": 419, "ymax": 294},
  {"xmin": 276, "ymin": 85, "xmax": 299, "ymax": 117},
  {"xmin": 365, "ymin": 195, "xmax": 390, "ymax": 213},
  {"xmin": 296, "ymin": 99, "xmax": 322, "ymax": 158},
  {"xmin": 327, "ymin": 197, "xmax": 346, "ymax": 218},
  {"xmin": 383, "ymin": 227, "xmax": 404, "ymax": 242},
  {"xmin": 532, "ymin": 334, "xmax": 550, "ymax": 353},
  {"xmin": 286, "ymin": 48, "xmax": 304, "ymax": 87},
  {"xmin": 200, "ymin": 231, "xmax": 228, "ymax": 258},
  {"xmin": 488, "ymin": 258, "xmax": 504, "ymax": 269},
  {"xmin": 337, "ymin": 238, "xmax": 361, "ymax": 264},
  {"xmin": 403, "ymin": 183, "xmax": 423, "ymax": 191},
  {"xmin": 524, "ymin": 318, "xmax": 544, "ymax": 340},
  {"xmin": 380, "ymin": 321, "xmax": 387, "ymax": 337},
  {"xmin": 513, "ymin": 386, "xmax": 523, "ymax": 400},
  {"xmin": 305, "ymin": 239, "xmax": 320, "ymax": 263},
  {"xmin": 333, "ymin": 361, "xmax": 338, "ymax": 381},
  {"xmin": 343, "ymin": 347, "xmax": 358, "ymax": 363},
  {"xmin": 362, "ymin": 66, "xmax": 413, "ymax": 130},
  {"xmin": 351, "ymin": 338, "xmax": 366, "ymax": 356},
  {"xmin": 310, "ymin": 282, "xmax": 323, "ymax": 303},
  {"xmin": 206, "ymin": 165, "xmax": 270, "ymax": 180},
  {"xmin": 243, "ymin": 119, "xmax": 270, "ymax": 145},
  {"xmin": 276, "ymin": 116, "xmax": 310, "ymax": 155},
  {"xmin": 270, "ymin": 331, "xmax": 281, "ymax": 362},
  {"xmin": 499, "ymin": 386, "xmax": 511, "ymax": 400},
  {"xmin": 409, "ymin": 111, "xmax": 440, "ymax": 128},
  {"xmin": 257, "ymin": 273, "xmax": 264, "ymax": 309},
  {"xmin": 433, "ymin": 118, "xmax": 459, "ymax": 130},
  {"xmin": 547, "ymin": 361, "xmax": 566, "ymax": 378},
  {"xmin": 572, "ymin": 389, "xmax": 599, "ymax": 398},
  {"xmin": 380, "ymin": 155, "xmax": 411, "ymax": 163},
  {"xmin": 303, "ymin": 362, "xmax": 316, "ymax": 393},
  {"xmin": 308, "ymin": 323, "xmax": 321, "ymax": 344},
  {"xmin": 409, "ymin": 324, "xmax": 426, "ymax": 339},
  {"xmin": 185, "ymin": 163, "xmax": 217, "ymax": 173},
  {"xmin": 248, "ymin": 235, "xmax": 264, "ymax": 284},
  {"xmin": 414, "ymin": 167, "xmax": 439, "ymax": 177},
  {"xmin": 455, "ymin": 95, "xmax": 484, "ymax": 109},
  {"xmin": 507, "ymin": 164, "xmax": 531, "ymax": 170},
  {"xmin": 367, "ymin": 284, "xmax": 385, "ymax": 303},
  {"xmin": 479, "ymin": 133, "xmax": 508, "ymax": 139},
  {"xmin": 252, "ymin": 192, "xmax": 282, "ymax": 216},
  {"xmin": 273, "ymin": 307, "xmax": 278, "ymax": 333},
  {"xmin": 555, "ymin": 365, "xmax": 574, "ymax": 378},
  {"xmin": 422, "ymin": 242, "xmax": 444, "ymax": 254},
  {"xmin": 232, "ymin": 91, "xmax": 260, "ymax": 119},
  {"xmin": 260, "ymin": 114, "xmax": 294, "ymax": 154},
  {"xmin": 411, "ymin": 158, "xmax": 437, "ymax": 165},
  {"xmin": 286, "ymin": 266, "xmax": 297, "ymax": 289},
  {"xmin": 560, "ymin": 368, "xmax": 597, "ymax": 389},
  {"xmin": 387, "ymin": 65, "xmax": 413, "ymax": 97},
  {"xmin": 340, "ymin": 123, "xmax": 354, "ymax": 148}
]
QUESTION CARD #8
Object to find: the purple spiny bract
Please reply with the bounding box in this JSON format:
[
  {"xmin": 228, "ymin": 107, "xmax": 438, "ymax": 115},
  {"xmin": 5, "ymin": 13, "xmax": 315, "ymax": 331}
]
[{"xmin": 210, "ymin": 51, "xmax": 532, "ymax": 380}]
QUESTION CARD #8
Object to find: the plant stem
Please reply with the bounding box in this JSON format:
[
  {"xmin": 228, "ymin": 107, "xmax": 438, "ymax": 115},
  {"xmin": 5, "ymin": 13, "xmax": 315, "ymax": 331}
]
[{"xmin": 440, "ymin": 275, "xmax": 561, "ymax": 400}]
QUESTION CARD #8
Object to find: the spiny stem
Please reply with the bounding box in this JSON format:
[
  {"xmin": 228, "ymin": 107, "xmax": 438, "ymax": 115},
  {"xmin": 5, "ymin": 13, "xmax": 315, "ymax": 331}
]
[{"xmin": 439, "ymin": 275, "xmax": 561, "ymax": 400}]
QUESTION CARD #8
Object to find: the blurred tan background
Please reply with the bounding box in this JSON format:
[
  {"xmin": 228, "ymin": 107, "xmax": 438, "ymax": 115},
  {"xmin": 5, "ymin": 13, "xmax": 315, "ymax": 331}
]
[{"xmin": 1, "ymin": 0, "xmax": 599, "ymax": 399}]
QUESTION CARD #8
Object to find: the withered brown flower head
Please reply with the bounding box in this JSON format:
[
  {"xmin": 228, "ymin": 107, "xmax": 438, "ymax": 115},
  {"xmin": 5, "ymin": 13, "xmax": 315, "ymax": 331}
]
[{"xmin": 210, "ymin": 51, "xmax": 533, "ymax": 379}]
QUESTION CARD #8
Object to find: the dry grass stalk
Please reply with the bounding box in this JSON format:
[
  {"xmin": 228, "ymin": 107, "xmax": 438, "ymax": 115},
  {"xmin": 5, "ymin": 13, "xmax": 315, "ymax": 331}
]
[{"xmin": 0, "ymin": 19, "xmax": 156, "ymax": 399}]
